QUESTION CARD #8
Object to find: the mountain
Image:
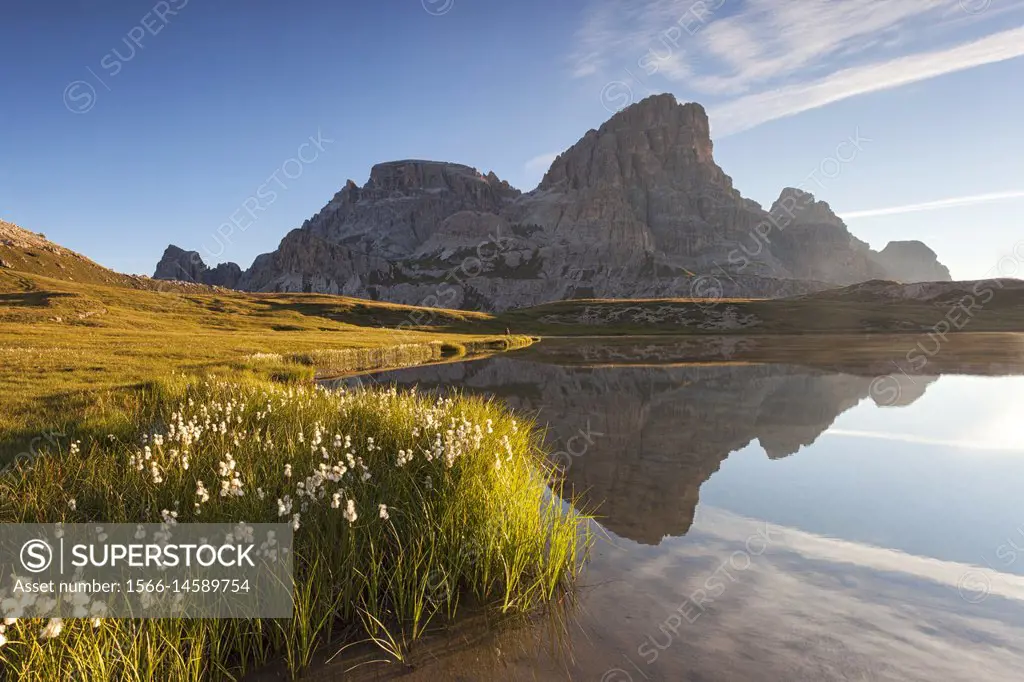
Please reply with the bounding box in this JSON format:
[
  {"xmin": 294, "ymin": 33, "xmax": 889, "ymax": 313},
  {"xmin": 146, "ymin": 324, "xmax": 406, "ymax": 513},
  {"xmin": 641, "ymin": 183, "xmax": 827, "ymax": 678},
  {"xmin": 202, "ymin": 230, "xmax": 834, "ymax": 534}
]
[{"xmin": 154, "ymin": 95, "xmax": 951, "ymax": 311}]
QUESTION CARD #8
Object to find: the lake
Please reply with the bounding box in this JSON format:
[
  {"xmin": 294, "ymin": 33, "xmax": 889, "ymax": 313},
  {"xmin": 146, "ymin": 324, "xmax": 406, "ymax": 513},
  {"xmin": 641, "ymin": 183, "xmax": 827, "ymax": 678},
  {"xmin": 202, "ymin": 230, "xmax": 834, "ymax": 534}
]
[{"xmin": 320, "ymin": 335, "xmax": 1024, "ymax": 681}]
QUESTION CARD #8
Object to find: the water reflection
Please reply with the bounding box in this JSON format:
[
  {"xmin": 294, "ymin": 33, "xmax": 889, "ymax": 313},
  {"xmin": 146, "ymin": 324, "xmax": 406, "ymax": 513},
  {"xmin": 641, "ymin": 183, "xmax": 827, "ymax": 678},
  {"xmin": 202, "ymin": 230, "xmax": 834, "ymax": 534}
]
[
  {"xmin": 329, "ymin": 343, "xmax": 942, "ymax": 545},
  {"xmin": 317, "ymin": 335, "xmax": 1024, "ymax": 681}
]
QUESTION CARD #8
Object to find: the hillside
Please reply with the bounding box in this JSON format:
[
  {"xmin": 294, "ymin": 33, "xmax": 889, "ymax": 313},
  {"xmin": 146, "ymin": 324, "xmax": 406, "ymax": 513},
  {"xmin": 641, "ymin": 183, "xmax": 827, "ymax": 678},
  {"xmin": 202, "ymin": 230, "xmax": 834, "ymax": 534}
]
[
  {"xmin": 0, "ymin": 237, "xmax": 527, "ymax": 456},
  {"xmin": 1, "ymin": 219, "xmax": 218, "ymax": 292}
]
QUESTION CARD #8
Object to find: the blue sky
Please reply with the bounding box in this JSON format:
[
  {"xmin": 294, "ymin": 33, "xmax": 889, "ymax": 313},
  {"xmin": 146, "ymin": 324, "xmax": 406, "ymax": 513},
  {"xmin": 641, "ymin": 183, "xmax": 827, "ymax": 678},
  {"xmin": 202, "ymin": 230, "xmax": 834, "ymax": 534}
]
[{"xmin": 3, "ymin": 0, "xmax": 1023, "ymax": 280}]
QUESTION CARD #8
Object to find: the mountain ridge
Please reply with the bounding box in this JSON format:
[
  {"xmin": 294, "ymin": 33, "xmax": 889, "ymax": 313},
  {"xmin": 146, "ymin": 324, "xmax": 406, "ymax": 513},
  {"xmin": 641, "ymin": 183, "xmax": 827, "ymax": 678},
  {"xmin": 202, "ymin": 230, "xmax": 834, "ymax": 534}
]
[{"xmin": 154, "ymin": 95, "xmax": 953, "ymax": 311}]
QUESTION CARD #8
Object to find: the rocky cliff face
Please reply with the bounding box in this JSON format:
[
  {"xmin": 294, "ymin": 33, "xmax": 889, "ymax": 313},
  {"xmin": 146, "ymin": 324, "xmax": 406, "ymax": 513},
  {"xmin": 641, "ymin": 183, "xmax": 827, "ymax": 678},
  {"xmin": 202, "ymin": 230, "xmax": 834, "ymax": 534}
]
[
  {"xmin": 515, "ymin": 96, "xmax": 766, "ymax": 269},
  {"xmin": 153, "ymin": 95, "xmax": 952, "ymax": 309}
]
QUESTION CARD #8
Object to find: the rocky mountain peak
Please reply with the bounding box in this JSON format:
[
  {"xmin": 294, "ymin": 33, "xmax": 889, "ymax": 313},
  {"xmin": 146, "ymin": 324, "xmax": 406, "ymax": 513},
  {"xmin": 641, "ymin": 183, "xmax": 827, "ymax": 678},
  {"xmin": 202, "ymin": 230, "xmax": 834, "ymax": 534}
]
[
  {"xmin": 539, "ymin": 94, "xmax": 715, "ymax": 192},
  {"xmin": 154, "ymin": 245, "xmax": 207, "ymax": 282},
  {"xmin": 770, "ymin": 187, "xmax": 844, "ymax": 228},
  {"xmin": 875, "ymin": 240, "xmax": 952, "ymax": 282},
  {"xmin": 153, "ymin": 246, "xmax": 242, "ymax": 287},
  {"xmin": 357, "ymin": 161, "xmax": 521, "ymax": 205},
  {"xmin": 602, "ymin": 93, "xmax": 710, "ymax": 145},
  {"xmin": 765, "ymin": 188, "xmax": 887, "ymax": 284}
]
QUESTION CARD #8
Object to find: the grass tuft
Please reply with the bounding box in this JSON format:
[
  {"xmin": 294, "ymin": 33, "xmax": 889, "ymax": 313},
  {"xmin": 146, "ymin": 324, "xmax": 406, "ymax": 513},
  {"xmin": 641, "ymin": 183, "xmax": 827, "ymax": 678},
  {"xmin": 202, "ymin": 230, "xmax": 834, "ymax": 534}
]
[{"xmin": 0, "ymin": 375, "xmax": 589, "ymax": 680}]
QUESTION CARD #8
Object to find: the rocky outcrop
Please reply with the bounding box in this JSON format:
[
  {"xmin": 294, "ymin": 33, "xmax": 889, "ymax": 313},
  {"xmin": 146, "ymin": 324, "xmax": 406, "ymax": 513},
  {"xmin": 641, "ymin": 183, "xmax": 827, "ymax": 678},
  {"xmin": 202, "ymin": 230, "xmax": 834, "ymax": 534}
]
[
  {"xmin": 154, "ymin": 245, "xmax": 243, "ymax": 288},
  {"xmin": 872, "ymin": 241, "xmax": 952, "ymax": 282},
  {"xmin": 153, "ymin": 95, "xmax": 953, "ymax": 310}
]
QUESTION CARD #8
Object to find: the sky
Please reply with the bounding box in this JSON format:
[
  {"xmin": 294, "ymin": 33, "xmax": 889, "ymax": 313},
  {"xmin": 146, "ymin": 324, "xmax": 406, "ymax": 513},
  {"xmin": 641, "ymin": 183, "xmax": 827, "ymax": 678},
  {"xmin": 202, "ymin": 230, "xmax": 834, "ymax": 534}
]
[{"xmin": 2, "ymin": 0, "xmax": 1023, "ymax": 280}]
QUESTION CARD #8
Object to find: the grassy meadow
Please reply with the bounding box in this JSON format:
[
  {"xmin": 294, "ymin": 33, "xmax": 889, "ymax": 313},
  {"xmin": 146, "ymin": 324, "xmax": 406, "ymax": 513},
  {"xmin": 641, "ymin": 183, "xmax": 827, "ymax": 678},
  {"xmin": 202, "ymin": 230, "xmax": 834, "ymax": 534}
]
[{"xmin": 0, "ymin": 267, "xmax": 530, "ymax": 453}]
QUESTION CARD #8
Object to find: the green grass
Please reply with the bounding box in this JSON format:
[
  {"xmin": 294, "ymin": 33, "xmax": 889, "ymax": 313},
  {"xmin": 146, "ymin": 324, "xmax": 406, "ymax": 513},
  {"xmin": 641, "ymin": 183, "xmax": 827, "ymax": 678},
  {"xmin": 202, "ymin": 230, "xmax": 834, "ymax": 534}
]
[
  {"xmin": 0, "ymin": 375, "xmax": 589, "ymax": 680},
  {"xmin": 0, "ymin": 268, "xmax": 532, "ymax": 458}
]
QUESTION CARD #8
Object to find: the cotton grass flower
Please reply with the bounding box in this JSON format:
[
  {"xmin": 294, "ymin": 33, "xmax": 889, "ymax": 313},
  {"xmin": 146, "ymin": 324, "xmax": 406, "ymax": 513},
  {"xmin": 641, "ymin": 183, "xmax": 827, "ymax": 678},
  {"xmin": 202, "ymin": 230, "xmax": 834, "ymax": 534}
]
[
  {"xmin": 277, "ymin": 496, "xmax": 293, "ymax": 517},
  {"xmin": 39, "ymin": 618, "xmax": 63, "ymax": 640},
  {"xmin": 379, "ymin": 504, "xmax": 389, "ymax": 521},
  {"xmin": 343, "ymin": 500, "xmax": 357, "ymax": 524}
]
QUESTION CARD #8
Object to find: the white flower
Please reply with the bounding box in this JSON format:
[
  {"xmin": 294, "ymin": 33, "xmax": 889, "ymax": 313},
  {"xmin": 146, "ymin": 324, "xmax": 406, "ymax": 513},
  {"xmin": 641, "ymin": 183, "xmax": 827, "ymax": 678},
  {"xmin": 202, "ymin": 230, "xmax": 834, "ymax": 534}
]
[
  {"xmin": 67, "ymin": 498, "xmax": 77, "ymax": 511},
  {"xmin": 284, "ymin": 464, "xmax": 292, "ymax": 478},
  {"xmin": 291, "ymin": 513, "xmax": 301, "ymax": 531},
  {"xmin": 149, "ymin": 461, "xmax": 163, "ymax": 484},
  {"xmin": 331, "ymin": 492, "xmax": 342, "ymax": 509},
  {"xmin": 343, "ymin": 500, "xmax": 358, "ymax": 524},
  {"xmin": 90, "ymin": 617, "xmax": 101, "ymax": 628},
  {"xmin": 39, "ymin": 618, "xmax": 63, "ymax": 640},
  {"xmin": 379, "ymin": 504, "xmax": 389, "ymax": 521},
  {"xmin": 195, "ymin": 481, "xmax": 210, "ymax": 505},
  {"xmin": 277, "ymin": 496, "xmax": 293, "ymax": 517}
]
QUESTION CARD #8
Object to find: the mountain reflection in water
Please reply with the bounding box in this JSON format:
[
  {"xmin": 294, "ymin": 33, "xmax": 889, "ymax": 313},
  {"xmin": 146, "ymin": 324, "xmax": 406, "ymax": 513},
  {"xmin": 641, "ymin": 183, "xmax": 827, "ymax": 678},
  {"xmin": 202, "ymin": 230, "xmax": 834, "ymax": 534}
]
[{"xmin": 315, "ymin": 335, "xmax": 1024, "ymax": 682}]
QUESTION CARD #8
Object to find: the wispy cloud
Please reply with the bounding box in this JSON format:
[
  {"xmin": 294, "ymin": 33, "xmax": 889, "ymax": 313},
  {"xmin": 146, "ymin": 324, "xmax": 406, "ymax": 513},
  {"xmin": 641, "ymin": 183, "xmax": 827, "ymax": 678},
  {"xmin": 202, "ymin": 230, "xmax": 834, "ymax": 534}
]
[
  {"xmin": 572, "ymin": 0, "xmax": 1024, "ymax": 134},
  {"xmin": 710, "ymin": 25, "xmax": 1024, "ymax": 135},
  {"xmin": 842, "ymin": 190, "xmax": 1024, "ymax": 219}
]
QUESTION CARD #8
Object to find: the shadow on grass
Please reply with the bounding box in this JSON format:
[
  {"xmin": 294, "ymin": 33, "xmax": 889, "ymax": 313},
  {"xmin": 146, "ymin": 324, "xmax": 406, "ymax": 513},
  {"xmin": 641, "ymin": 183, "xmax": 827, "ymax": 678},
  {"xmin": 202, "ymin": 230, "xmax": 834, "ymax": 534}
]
[{"xmin": 0, "ymin": 291, "xmax": 76, "ymax": 307}]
